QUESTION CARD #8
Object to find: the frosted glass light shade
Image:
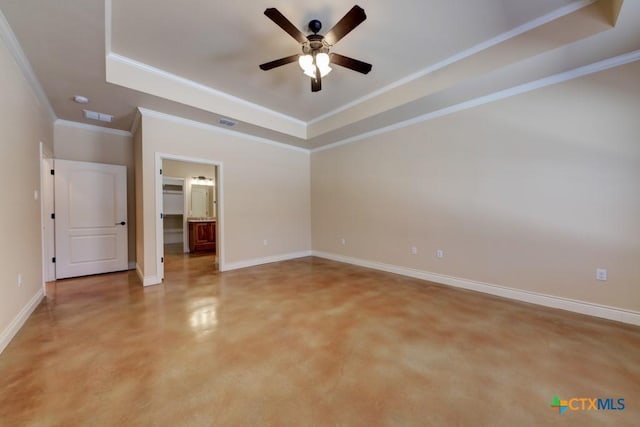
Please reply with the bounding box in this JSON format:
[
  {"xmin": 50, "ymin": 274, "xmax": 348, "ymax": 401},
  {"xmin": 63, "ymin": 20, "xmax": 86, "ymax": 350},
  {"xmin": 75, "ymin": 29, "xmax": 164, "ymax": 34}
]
[
  {"xmin": 298, "ymin": 53, "xmax": 332, "ymax": 78},
  {"xmin": 298, "ymin": 54, "xmax": 312, "ymax": 70},
  {"xmin": 316, "ymin": 53, "xmax": 331, "ymax": 77}
]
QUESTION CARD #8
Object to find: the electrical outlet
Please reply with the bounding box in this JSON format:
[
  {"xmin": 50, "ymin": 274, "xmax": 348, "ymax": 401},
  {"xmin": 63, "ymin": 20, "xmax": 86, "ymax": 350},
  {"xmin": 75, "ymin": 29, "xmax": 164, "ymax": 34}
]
[
  {"xmin": 341, "ymin": 238, "xmax": 346, "ymax": 246},
  {"xmin": 411, "ymin": 246, "xmax": 418, "ymax": 255},
  {"xmin": 436, "ymin": 250, "xmax": 444, "ymax": 259},
  {"xmin": 596, "ymin": 268, "xmax": 607, "ymax": 281},
  {"xmin": 18, "ymin": 273, "xmax": 23, "ymax": 287},
  {"xmin": 263, "ymin": 239, "xmax": 268, "ymax": 246}
]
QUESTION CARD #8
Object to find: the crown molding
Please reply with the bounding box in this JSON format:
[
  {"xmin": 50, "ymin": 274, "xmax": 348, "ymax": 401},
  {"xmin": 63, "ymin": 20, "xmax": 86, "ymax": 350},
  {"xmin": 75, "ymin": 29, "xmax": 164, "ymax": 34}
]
[
  {"xmin": 105, "ymin": 0, "xmax": 307, "ymax": 135},
  {"xmin": 55, "ymin": 119, "xmax": 133, "ymax": 138},
  {"xmin": 312, "ymin": 49, "xmax": 640, "ymax": 153},
  {"xmin": 106, "ymin": 53, "xmax": 307, "ymax": 137},
  {"xmin": 307, "ymin": 0, "xmax": 598, "ymax": 128},
  {"xmin": 104, "ymin": 0, "xmax": 598, "ymax": 141},
  {"xmin": 103, "ymin": 0, "xmax": 612, "ymax": 147},
  {"xmin": 106, "ymin": 53, "xmax": 306, "ymax": 126},
  {"xmin": 137, "ymin": 107, "xmax": 310, "ymax": 153},
  {"xmin": 0, "ymin": 8, "xmax": 57, "ymax": 122}
]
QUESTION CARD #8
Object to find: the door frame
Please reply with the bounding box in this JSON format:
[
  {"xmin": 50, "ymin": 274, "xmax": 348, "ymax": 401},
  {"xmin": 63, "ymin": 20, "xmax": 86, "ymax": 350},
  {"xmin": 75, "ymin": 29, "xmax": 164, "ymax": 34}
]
[
  {"xmin": 39, "ymin": 142, "xmax": 55, "ymax": 293},
  {"xmin": 155, "ymin": 153, "xmax": 223, "ymax": 281}
]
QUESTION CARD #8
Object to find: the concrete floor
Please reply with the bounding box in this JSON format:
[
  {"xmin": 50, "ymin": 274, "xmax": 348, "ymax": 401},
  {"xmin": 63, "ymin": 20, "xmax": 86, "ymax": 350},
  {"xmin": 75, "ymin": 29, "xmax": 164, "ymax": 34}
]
[{"xmin": 0, "ymin": 254, "xmax": 638, "ymax": 426}]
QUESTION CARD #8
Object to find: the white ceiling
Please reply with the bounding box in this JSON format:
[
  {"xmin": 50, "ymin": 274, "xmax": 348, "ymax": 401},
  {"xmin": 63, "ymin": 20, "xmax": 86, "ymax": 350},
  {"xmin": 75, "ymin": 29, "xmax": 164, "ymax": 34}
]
[{"xmin": 1, "ymin": 0, "xmax": 639, "ymax": 149}]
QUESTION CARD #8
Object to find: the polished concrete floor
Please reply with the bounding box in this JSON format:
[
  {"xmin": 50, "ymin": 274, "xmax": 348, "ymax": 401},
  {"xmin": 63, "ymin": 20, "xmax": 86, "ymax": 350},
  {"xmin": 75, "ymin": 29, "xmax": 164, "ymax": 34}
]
[{"xmin": 0, "ymin": 253, "xmax": 638, "ymax": 426}]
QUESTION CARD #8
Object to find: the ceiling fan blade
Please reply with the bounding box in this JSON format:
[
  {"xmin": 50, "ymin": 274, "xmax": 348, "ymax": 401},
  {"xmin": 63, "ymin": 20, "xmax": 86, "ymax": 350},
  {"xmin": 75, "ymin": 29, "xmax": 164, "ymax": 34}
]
[
  {"xmin": 259, "ymin": 54, "xmax": 299, "ymax": 71},
  {"xmin": 330, "ymin": 53, "xmax": 372, "ymax": 74},
  {"xmin": 324, "ymin": 6, "xmax": 367, "ymax": 46},
  {"xmin": 264, "ymin": 8, "xmax": 307, "ymax": 44},
  {"xmin": 311, "ymin": 70, "xmax": 322, "ymax": 92}
]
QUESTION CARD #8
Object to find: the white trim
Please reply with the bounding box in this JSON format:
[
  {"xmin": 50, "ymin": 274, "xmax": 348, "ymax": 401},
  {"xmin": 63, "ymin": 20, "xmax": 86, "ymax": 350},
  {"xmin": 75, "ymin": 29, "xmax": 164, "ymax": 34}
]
[
  {"xmin": 42, "ymin": 154, "xmax": 56, "ymax": 284},
  {"xmin": 39, "ymin": 142, "xmax": 46, "ymax": 294},
  {"xmin": 216, "ymin": 163, "xmax": 224, "ymax": 270},
  {"xmin": 108, "ymin": 53, "xmax": 306, "ymax": 128},
  {"xmin": 222, "ymin": 251, "xmax": 312, "ymax": 272},
  {"xmin": 312, "ymin": 49, "xmax": 640, "ymax": 153},
  {"xmin": 312, "ymin": 251, "xmax": 640, "ymax": 326},
  {"xmin": 138, "ymin": 107, "xmax": 309, "ymax": 153},
  {"xmin": 130, "ymin": 109, "xmax": 142, "ymax": 135},
  {"xmin": 55, "ymin": 119, "xmax": 133, "ymax": 137},
  {"xmin": 308, "ymin": 0, "xmax": 597, "ymax": 126},
  {"xmin": 0, "ymin": 290, "xmax": 44, "ymax": 354},
  {"xmin": 39, "ymin": 142, "xmax": 55, "ymax": 292},
  {"xmin": 143, "ymin": 276, "xmax": 162, "ymax": 287},
  {"xmin": 155, "ymin": 153, "xmax": 165, "ymax": 282},
  {"xmin": 0, "ymin": 8, "xmax": 57, "ymax": 122},
  {"xmin": 135, "ymin": 263, "xmax": 161, "ymax": 286},
  {"xmin": 128, "ymin": 261, "xmax": 136, "ymax": 270}
]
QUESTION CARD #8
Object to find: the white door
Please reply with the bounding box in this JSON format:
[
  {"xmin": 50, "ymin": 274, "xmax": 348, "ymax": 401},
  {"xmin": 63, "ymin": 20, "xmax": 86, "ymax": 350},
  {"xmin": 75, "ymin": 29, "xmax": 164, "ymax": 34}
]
[{"xmin": 54, "ymin": 160, "xmax": 128, "ymax": 279}]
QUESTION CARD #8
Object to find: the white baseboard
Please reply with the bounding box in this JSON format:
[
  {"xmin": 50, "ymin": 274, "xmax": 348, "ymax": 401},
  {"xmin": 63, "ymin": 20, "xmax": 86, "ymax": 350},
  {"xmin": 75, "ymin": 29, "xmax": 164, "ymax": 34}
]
[
  {"xmin": 136, "ymin": 263, "xmax": 162, "ymax": 287},
  {"xmin": 128, "ymin": 261, "xmax": 136, "ymax": 270},
  {"xmin": 312, "ymin": 251, "xmax": 640, "ymax": 326},
  {"xmin": 0, "ymin": 289, "xmax": 44, "ymax": 354},
  {"xmin": 142, "ymin": 276, "xmax": 162, "ymax": 286},
  {"xmin": 222, "ymin": 251, "xmax": 312, "ymax": 272}
]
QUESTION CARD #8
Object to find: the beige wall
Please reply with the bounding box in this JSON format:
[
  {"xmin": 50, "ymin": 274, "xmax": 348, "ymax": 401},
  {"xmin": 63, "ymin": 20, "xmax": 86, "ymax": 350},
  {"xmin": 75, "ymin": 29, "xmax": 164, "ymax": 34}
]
[
  {"xmin": 311, "ymin": 60, "xmax": 640, "ymax": 312},
  {"xmin": 139, "ymin": 113, "xmax": 311, "ymax": 281},
  {"xmin": 54, "ymin": 123, "xmax": 136, "ymax": 265},
  {"xmin": 0, "ymin": 35, "xmax": 53, "ymax": 343},
  {"xmin": 163, "ymin": 159, "xmax": 216, "ymax": 180}
]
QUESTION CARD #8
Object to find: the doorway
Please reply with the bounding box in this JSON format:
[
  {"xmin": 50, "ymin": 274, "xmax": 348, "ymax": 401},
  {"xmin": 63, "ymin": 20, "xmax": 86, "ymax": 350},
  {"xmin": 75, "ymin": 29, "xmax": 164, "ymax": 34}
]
[
  {"xmin": 40, "ymin": 154, "xmax": 130, "ymax": 284},
  {"xmin": 156, "ymin": 154, "xmax": 222, "ymax": 281}
]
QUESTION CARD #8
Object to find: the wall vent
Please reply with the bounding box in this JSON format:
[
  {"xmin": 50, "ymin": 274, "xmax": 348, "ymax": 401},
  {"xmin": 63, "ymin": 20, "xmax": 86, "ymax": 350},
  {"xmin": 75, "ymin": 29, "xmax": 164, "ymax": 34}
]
[
  {"xmin": 219, "ymin": 118, "xmax": 236, "ymax": 127},
  {"xmin": 83, "ymin": 109, "xmax": 113, "ymax": 123}
]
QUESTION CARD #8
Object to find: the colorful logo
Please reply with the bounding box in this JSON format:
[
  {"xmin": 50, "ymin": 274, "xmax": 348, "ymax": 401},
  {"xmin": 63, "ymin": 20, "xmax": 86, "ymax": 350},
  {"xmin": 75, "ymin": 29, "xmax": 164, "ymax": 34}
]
[
  {"xmin": 550, "ymin": 396, "xmax": 625, "ymax": 414},
  {"xmin": 550, "ymin": 396, "xmax": 569, "ymax": 414}
]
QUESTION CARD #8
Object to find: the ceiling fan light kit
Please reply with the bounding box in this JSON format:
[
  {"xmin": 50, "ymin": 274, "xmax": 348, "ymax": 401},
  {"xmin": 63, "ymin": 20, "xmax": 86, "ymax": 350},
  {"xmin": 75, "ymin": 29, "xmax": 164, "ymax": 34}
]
[
  {"xmin": 260, "ymin": 5, "xmax": 372, "ymax": 92},
  {"xmin": 299, "ymin": 52, "xmax": 331, "ymax": 78}
]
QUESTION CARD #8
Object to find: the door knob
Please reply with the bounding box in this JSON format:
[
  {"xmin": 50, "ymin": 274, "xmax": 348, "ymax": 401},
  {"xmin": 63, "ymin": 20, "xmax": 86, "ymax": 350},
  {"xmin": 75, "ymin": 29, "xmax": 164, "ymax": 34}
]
[{"xmin": 116, "ymin": 221, "xmax": 126, "ymax": 226}]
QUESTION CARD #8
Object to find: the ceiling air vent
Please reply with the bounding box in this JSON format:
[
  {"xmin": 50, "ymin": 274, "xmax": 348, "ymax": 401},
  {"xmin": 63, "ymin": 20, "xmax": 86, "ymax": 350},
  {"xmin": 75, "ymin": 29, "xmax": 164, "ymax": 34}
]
[
  {"xmin": 83, "ymin": 109, "xmax": 113, "ymax": 123},
  {"xmin": 219, "ymin": 118, "xmax": 236, "ymax": 127}
]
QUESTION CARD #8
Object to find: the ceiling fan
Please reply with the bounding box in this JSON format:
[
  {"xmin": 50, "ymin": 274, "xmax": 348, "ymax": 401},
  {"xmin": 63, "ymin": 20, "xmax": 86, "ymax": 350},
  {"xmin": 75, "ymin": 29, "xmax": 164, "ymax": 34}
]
[{"xmin": 259, "ymin": 5, "xmax": 372, "ymax": 92}]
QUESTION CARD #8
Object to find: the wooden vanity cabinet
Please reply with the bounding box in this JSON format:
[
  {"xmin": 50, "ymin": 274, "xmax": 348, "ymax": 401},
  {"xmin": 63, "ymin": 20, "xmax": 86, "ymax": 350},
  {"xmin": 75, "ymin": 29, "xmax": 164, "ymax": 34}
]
[{"xmin": 188, "ymin": 221, "xmax": 216, "ymax": 252}]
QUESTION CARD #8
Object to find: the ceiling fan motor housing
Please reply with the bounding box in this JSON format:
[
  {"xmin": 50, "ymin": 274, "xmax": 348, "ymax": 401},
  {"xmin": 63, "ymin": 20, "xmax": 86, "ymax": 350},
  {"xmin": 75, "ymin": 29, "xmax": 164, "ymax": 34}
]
[
  {"xmin": 308, "ymin": 19, "xmax": 322, "ymax": 34},
  {"xmin": 303, "ymin": 34, "xmax": 329, "ymax": 55}
]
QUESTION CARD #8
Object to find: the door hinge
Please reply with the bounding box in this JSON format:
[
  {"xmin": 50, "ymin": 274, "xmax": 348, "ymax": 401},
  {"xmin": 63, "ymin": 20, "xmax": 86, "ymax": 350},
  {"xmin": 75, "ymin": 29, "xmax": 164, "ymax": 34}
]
[
  {"xmin": 51, "ymin": 213, "xmax": 55, "ymax": 219},
  {"xmin": 52, "ymin": 257, "xmax": 56, "ymax": 263},
  {"xmin": 161, "ymin": 257, "xmax": 164, "ymax": 263},
  {"xmin": 160, "ymin": 213, "xmax": 164, "ymax": 219},
  {"xmin": 50, "ymin": 169, "xmax": 54, "ymax": 175},
  {"xmin": 159, "ymin": 168, "xmax": 163, "ymax": 175}
]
